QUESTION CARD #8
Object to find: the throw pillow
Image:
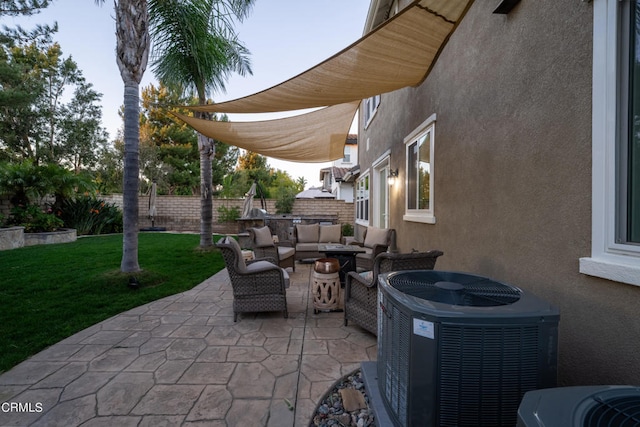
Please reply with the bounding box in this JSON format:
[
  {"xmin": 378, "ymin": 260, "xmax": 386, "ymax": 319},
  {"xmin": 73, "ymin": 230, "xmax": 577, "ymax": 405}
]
[
  {"xmin": 319, "ymin": 224, "xmax": 341, "ymax": 243},
  {"xmin": 296, "ymin": 223, "xmax": 319, "ymax": 243},
  {"xmin": 253, "ymin": 226, "xmax": 273, "ymax": 247},
  {"xmin": 364, "ymin": 227, "xmax": 389, "ymax": 247}
]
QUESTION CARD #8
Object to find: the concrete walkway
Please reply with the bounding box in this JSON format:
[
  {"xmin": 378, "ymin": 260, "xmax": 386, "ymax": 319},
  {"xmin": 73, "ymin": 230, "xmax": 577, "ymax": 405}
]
[{"xmin": 0, "ymin": 263, "xmax": 377, "ymax": 427}]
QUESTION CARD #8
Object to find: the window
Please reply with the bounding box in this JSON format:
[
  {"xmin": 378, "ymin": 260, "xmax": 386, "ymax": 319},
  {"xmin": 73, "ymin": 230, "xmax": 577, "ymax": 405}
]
[
  {"xmin": 356, "ymin": 173, "xmax": 370, "ymax": 224},
  {"xmin": 579, "ymin": 0, "xmax": 640, "ymax": 286},
  {"xmin": 363, "ymin": 95, "xmax": 380, "ymax": 128},
  {"xmin": 343, "ymin": 146, "xmax": 351, "ymax": 163},
  {"xmin": 403, "ymin": 115, "xmax": 436, "ymax": 224}
]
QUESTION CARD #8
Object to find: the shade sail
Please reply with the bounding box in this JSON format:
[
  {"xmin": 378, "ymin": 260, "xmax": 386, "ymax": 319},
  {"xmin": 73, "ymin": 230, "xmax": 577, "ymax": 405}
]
[
  {"xmin": 172, "ymin": 101, "xmax": 359, "ymax": 162},
  {"xmin": 173, "ymin": 0, "xmax": 473, "ymax": 162},
  {"xmin": 187, "ymin": 0, "xmax": 473, "ymax": 114}
]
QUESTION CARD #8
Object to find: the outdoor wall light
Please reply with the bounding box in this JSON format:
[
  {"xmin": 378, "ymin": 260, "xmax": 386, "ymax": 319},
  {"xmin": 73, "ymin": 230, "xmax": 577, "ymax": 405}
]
[
  {"xmin": 388, "ymin": 169, "xmax": 399, "ymax": 186},
  {"xmin": 493, "ymin": 0, "xmax": 521, "ymax": 14}
]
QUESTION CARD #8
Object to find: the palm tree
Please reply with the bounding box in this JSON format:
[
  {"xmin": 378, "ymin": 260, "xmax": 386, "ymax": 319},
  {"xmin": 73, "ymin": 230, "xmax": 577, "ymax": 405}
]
[
  {"xmin": 148, "ymin": 0, "xmax": 254, "ymax": 248},
  {"xmin": 95, "ymin": 0, "xmax": 149, "ymax": 272}
]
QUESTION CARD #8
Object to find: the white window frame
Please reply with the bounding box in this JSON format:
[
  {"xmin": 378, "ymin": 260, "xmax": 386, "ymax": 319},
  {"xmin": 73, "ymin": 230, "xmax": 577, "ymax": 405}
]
[
  {"xmin": 355, "ymin": 171, "xmax": 370, "ymax": 225},
  {"xmin": 373, "ymin": 151, "xmax": 391, "ymax": 229},
  {"xmin": 363, "ymin": 95, "xmax": 381, "ymax": 129},
  {"xmin": 403, "ymin": 114, "xmax": 436, "ymax": 224},
  {"xmin": 343, "ymin": 145, "xmax": 351, "ymax": 163},
  {"xmin": 579, "ymin": 0, "xmax": 640, "ymax": 286}
]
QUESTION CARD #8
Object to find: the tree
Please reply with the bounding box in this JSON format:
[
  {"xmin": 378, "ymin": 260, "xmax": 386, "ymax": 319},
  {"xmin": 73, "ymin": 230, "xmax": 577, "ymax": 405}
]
[
  {"xmin": 139, "ymin": 82, "xmax": 239, "ymax": 196},
  {"xmin": 58, "ymin": 80, "xmax": 109, "ymax": 172},
  {"xmin": 0, "ymin": 0, "xmax": 57, "ymax": 46},
  {"xmin": 148, "ymin": 0, "xmax": 254, "ymax": 248},
  {"xmin": 95, "ymin": 0, "xmax": 150, "ymax": 273}
]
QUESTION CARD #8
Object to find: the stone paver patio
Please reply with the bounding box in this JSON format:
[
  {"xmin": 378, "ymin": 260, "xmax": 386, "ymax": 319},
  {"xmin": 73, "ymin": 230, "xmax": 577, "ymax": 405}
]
[{"xmin": 0, "ymin": 263, "xmax": 377, "ymax": 427}]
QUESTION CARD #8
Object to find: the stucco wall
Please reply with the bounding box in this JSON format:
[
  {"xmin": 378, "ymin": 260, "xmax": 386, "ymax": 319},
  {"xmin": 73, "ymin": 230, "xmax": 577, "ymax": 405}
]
[{"xmin": 361, "ymin": 1, "xmax": 640, "ymax": 385}]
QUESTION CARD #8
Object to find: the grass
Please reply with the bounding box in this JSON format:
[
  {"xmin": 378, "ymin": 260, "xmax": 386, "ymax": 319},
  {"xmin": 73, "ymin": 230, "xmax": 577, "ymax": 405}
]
[{"xmin": 0, "ymin": 233, "xmax": 225, "ymax": 373}]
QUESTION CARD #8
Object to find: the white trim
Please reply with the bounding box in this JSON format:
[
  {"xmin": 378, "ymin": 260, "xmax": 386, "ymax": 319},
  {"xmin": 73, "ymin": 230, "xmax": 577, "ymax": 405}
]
[
  {"xmin": 373, "ymin": 156, "xmax": 390, "ymax": 228},
  {"xmin": 579, "ymin": 0, "xmax": 640, "ymax": 287},
  {"xmin": 403, "ymin": 114, "xmax": 436, "ymax": 224}
]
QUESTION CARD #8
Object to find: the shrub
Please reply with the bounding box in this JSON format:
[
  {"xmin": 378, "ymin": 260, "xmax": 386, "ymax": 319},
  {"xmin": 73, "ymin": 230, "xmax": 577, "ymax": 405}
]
[
  {"xmin": 217, "ymin": 205, "xmax": 241, "ymax": 223},
  {"xmin": 275, "ymin": 187, "xmax": 296, "ymax": 214},
  {"xmin": 57, "ymin": 195, "xmax": 123, "ymax": 235},
  {"xmin": 8, "ymin": 204, "xmax": 64, "ymax": 232},
  {"xmin": 342, "ymin": 223, "xmax": 354, "ymax": 237}
]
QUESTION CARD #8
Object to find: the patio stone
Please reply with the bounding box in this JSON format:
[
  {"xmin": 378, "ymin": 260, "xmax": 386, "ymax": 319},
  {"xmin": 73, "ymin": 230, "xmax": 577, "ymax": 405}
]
[
  {"xmin": 154, "ymin": 360, "xmax": 192, "ymax": 384},
  {"xmin": 81, "ymin": 416, "xmax": 142, "ymax": 427},
  {"xmin": 272, "ymin": 371, "xmax": 298, "ymax": 399},
  {"xmin": 131, "ymin": 384, "xmax": 204, "ymax": 415},
  {"xmin": 327, "ymin": 339, "xmax": 371, "ymax": 363},
  {"xmin": 60, "ymin": 371, "xmax": 116, "ymax": 402},
  {"xmin": 79, "ymin": 330, "xmax": 133, "ymax": 346},
  {"xmin": 28, "ymin": 343, "xmax": 83, "ymax": 361},
  {"xmin": 227, "ymin": 346, "xmax": 269, "ymax": 362},
  {"xmin": 227, "ymin": 363, "xmax": 275, "ymax": 398},
  {"xmin": 185, "ymin": 385, "xmax": 232, "ymax": 421},
  {"xmin": 96, "ymin": 372, "xmax": 154, "ymax": 415},
  {"xmin": 89, "ymin": 347, "xmax": 139, "ymax": 371},
  {"xmin": 0, "ymin": 263, "xmax": 379, "ymax": 426},
  {"xmin": 236, "ymin": 331, "xmax": 267, "ymax": 346},
  {"xmin": 300, "ymin": 354, "xmax": 342, "ymax": 382},
  {"xmin": 225, "ymin": 399, "xmax": 270, "ymax": 426},
  {"xmin": 169, "ymin": 325, "xmax": 213, "ymax": 339},
  {"xmin": 0, "ymin": 388, "xmax": 61, "ymax": 426},
  {"xmin": 36, "ymin": 394, "xmax": 96, "ymax": 427},
  {"xmin": 66, "ymin": 344, "xmax": 111, "ymax": 361},
  {"xmin": 261, "ymin": 354, "xmax": 300, "ymax": 377},
  {"xmin": 139, "ymin": 415, "xmax": 186, "ymax": 427},
  {"xmin": 205, "ymin": 325, "xmax": 241, "ymax": 345},
  {"xmin": 195, "ymin": 346, "xmax": 229, "ymax": 362},
  {"xmin": 139, "ymin": 337, "xmax": 174, "ymax": 354},
  {"xmin": 33, "ymin": 361, "xmax": 87, "ymax": 388},
  {"xmin": 0, "ymin": 361, "xmax": 66, "ymax": 385},
  {"xmin": 178, "ymin": 362, "xmax": 236, "ymax": 384},
  {"xmin": 125, "ymin": 351, "xmax": 167, "ymax": 372},
  {"xmin": 165, "ymin": 338, "xmax": 206, "ymax": 360}
]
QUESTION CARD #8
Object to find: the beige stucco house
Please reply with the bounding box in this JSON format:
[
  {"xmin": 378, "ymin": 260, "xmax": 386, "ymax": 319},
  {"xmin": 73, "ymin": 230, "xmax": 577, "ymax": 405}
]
[{"xmin": 356, "ymin": 0, "xmax": 640, "ymax": 386}]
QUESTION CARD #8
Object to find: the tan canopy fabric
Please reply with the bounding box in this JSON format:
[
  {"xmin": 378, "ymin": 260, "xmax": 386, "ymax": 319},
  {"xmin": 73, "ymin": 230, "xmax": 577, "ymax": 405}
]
[
  {"xmin": 172, "ymin": 101, "xmax": 359, "ymax": 162},
  {"xmin": 186, "ymin": 0, "xmax": 473, "ymax": 114},
  {"xmin": 174, "ymin": 0, "xmax": 473, "ymax": 162}
]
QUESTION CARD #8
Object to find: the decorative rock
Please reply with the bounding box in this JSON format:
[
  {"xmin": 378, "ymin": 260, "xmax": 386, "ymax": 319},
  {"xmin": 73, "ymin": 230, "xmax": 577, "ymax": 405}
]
[{"xmin": 310, "ymin": 369, "xmax": 375, "ymax": 427}]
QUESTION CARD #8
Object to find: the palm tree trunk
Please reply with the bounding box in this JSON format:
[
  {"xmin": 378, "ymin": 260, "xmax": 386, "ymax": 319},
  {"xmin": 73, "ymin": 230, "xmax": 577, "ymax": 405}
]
[
  {"xmin": 121, "ymin": 82, "xmax": 141, "ymax": 272},
  {"xmin": 198, "ymin": 130, "xmax": 214, "ymax": 248},
  {"xmin": 115, "ymin": 0, "xmax": 148, "ymax": 272}
]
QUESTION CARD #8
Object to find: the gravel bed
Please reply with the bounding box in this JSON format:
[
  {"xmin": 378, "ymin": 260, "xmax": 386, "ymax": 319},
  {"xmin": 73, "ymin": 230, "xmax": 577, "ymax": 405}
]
[{"xmin": 309, "ymin": 369, "xmax": 376, "ymax": 427}]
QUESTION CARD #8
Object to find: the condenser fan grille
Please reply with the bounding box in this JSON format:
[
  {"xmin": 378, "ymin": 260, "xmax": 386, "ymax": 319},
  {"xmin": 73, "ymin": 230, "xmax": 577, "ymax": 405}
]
[
  {"xmin": 584, "ymin": 395, "xmax": 640, "ymax": 427},
  {"xmin": 387, "ymin": 271, "xmax": 521, "ymax": 306}
]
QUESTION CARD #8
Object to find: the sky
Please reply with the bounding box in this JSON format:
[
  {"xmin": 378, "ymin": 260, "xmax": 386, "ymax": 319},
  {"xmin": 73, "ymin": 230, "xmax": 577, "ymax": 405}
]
[{"xmin": 6, "ymin": 0, "xmax": 371, "ymax": 188}]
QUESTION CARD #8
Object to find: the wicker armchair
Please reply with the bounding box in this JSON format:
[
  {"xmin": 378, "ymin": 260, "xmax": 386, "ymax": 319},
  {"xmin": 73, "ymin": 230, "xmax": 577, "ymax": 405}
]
[
  {"xmin": 344, "ymin": 250, "xmax": 443, "ymax": 335},
  {"xmin": 216, "ymin": 236, "xmax": 289, "ymax": 322},
  {"xmin": 248, "ymin": 226, "xmax": 295, "ymax": 271}
]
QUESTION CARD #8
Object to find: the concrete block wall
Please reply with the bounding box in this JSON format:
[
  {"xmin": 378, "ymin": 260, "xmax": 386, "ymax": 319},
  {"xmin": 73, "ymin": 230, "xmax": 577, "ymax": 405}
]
[
  {"xmin": 2, "ymin": 193, "xmax": 355, "ymax": 233},
  {"xmin": 291, "ymin": 199, "xmax": 354, "ymax": 226}
]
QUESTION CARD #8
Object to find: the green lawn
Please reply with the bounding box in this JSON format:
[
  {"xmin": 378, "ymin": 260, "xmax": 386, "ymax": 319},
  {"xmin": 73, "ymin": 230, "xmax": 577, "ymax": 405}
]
[{"xmin": 0, "ymin": 233, "xmax": 225, "ymax": 373}]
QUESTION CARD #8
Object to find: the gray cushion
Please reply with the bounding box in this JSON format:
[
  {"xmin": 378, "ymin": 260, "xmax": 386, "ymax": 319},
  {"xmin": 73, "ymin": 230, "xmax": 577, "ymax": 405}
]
[
  {"xmin": 253, "ymin": 226, "xmax": 273, "ymax": 247},
  {"xmin": 296, "ymin": 242, "xmax": 319, "ymax": 252},
  {"xmin": 245, "ymin": 260, "xmax": 289, "ymax": 289},
  {"xmin": 319, "ymin": 224, "xmax": 341, "ymax": 243},
  {"xmin": 363, "ymin": 227, "xmax": 389, "ymax": 248},
  {"xmin": 225, "ymin": 236, "xmax": 247, "ymax": 273},
  {"xmin": 359, "ymin": 271, "xmax": 374, "ymax": 282},
  {"xmin": 296, "ymin": 223, "xmax": 319, "ymax": 243},
  {"xmin": 278, "ymin": 246, "xmax": 295, "ymax": 260}
]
